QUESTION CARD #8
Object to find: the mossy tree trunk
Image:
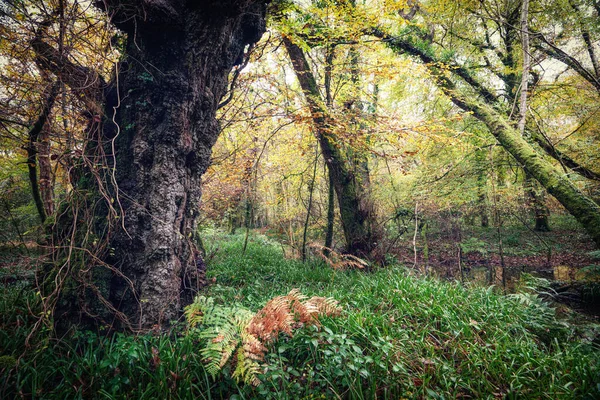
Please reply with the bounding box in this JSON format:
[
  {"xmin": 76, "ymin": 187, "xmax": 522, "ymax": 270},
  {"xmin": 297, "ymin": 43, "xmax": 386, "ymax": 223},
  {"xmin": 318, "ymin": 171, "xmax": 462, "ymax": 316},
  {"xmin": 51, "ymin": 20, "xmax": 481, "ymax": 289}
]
[
  {"xmin": 283, "ymin": 36, "xmax": 379, "ymax": 258},
  {"xmin": 463, "ymin": 100, "xmax": 600, "ymax": 246},
  {"xmin": 371, "ymin": 28, "xmax": 600, "ymax": 248}
]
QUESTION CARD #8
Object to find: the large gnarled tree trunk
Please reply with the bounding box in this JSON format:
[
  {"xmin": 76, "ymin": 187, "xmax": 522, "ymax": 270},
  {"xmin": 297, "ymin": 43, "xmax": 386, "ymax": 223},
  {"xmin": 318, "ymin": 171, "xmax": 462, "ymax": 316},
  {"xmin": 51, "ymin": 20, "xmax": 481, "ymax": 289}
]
[
  {"xmin": 104, "ymin": 1, "xmax": 266, "ymax": 330},
  {"xmin": 35, "ymin": 0, "xmax": 267, "ymax": 331}
]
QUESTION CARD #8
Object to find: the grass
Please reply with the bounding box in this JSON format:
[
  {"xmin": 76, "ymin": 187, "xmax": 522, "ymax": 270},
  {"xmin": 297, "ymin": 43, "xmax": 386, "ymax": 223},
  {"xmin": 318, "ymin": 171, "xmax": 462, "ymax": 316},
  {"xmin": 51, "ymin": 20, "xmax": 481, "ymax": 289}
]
[{"xmin": 1, "ymin": 231, "xmax": 599, "ymax": 399}]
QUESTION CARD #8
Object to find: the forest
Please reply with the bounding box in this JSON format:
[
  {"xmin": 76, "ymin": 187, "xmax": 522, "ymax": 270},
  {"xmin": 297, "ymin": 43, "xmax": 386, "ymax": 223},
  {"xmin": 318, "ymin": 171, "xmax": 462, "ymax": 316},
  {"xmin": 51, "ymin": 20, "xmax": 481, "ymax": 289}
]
[{"xmin": 1, "ymin": 0, "xmax": 600, "ymax": 398}]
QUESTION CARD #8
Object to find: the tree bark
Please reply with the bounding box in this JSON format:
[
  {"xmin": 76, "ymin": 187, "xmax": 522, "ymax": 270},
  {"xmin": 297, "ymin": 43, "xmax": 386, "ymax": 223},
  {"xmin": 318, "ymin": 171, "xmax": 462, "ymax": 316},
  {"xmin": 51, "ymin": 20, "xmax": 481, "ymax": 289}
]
[
  {"xmin": 38, "ymin": 122, "xmax": 54, "ymax": 217},
  {"xmin": 102, "ymin": 1, "xmax": 267, "ymax": 330},
  {"xmin": 324, "ymin": 166, "xmax": 335, "ymax": 254},
  {"xmin": 35, "ymin": 0, "xmax": 267, "ymax": 331},
  {"xmin": 282, "ymin": 36, "xmax": 378, "ymax": 257},
  {"xmin": 25, "ymin": 82, "xmax": 60, "ymax": 224}
]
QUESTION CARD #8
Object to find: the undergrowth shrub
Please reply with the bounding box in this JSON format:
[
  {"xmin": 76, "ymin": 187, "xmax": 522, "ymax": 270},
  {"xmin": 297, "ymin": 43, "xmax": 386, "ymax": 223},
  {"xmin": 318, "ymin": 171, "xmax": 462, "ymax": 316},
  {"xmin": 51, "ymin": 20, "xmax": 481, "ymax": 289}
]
[{"xmin": 185, "ymin": 289, "xmax": 341, "ymax": 386}]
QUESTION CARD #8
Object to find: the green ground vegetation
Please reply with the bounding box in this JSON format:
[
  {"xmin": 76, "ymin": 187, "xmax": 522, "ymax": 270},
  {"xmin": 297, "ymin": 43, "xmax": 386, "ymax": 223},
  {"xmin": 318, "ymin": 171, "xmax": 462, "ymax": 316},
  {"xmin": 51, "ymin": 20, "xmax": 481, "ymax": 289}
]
[{"xmin": 1, "ymin": 232, "xmax": 599, "ymax": 399}]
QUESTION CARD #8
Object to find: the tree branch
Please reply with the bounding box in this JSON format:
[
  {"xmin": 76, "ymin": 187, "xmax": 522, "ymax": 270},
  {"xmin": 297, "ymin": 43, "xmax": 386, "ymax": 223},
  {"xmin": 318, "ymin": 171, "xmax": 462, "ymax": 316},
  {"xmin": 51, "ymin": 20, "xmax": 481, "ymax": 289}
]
[
  {"xmin": 31, "ymin": 17, "xmax": 105, "ymax": 113},
  {"xmin": 367, "ymin": 27, "xmax": 499, "ymax": 104},
  {"xmin": 533, "ymin": 31, "xmax": 600, "ymax": 94}
]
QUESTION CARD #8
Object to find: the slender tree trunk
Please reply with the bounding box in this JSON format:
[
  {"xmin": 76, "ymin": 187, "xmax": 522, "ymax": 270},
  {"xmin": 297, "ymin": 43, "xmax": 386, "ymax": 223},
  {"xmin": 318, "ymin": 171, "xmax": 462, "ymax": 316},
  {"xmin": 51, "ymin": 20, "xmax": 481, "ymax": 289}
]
[
  {"xmin": 324, "ymin": 166, "xmax": 335, "ymax": 253},
  {"xmin": 524, "ymin": 175, "xmax": 550, "ymax": 231},
  {"xmin": 38, "ymin": 122, "xmax": 54, "ymax": 217},
  {"xmin": 26, "ymin": 148, "xmax": 46, "ymax": 225},
  {"xmin": 476, "ymin": 150, "xmax": 489, "ymax": 227},
  {"xmin": 479, "ymin": 194, "xmax": 489, "ymax": 227},
  {"xmin": 302, "ymin": 147, "xmax": 319, "ymax": 262},
  {"xmin": 26, "ymin": 83, "xmax": 59, "ymax": 224},
  {"xmin": 518, "ymin": 0, "xmax": 530, "ymax": 137}
]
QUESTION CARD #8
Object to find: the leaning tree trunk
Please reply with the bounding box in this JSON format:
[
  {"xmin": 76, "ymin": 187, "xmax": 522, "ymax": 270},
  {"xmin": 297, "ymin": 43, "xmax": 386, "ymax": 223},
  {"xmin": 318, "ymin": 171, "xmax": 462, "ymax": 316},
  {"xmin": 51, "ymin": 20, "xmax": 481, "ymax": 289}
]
[
  {"xmin": 282, "ymin": 36, "xmax": 378, "ymax": 258},
  {"xmin": 371, "ymin": 28, "xmax": 600, "ymax": 248},
  {"xmin": 44, "ymin": 1, "xmax": 267, "ymax": 332},
  {"xmin": 464, "ymin": 99, "xmax": 600, "ymax": 246}
]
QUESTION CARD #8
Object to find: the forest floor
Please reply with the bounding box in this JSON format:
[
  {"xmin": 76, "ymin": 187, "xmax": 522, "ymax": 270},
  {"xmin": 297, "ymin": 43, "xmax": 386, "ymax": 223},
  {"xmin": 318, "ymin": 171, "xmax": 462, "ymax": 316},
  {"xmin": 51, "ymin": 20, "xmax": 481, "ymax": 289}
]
[
  {"xmin": 392, "ymin": 225, "xmax": 595, "ymax": 274},
  {"xmin": 383, "ymin": 218, "xmax": 600, "ymax": 316},
  {"xmin": 1, "ymin": 231, "xmax": 600, "ymax": 399}
]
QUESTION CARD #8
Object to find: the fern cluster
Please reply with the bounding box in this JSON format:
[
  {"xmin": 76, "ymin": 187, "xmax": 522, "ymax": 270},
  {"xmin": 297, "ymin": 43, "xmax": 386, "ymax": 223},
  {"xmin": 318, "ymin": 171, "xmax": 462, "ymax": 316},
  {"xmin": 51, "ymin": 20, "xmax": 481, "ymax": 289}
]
[{"xmin": 184, "ymin": 289, "xmax": 341, "ymax": 385}]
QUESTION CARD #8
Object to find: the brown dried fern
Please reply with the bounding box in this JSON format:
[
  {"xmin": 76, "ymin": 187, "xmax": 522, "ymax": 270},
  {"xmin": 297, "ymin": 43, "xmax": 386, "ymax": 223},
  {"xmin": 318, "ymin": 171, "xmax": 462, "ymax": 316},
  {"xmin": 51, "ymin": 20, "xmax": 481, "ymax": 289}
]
[{"xmin": 186, "ymin": 289, "xmax": 341, "ymax": 386}]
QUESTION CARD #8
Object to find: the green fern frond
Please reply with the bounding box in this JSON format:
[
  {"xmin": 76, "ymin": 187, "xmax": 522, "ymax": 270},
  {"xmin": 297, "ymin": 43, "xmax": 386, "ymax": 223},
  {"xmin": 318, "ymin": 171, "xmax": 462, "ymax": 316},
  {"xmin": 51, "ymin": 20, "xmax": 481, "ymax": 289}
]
[
  {"xmin": 185, "ymin": 290, "xmax": 341, "ymax": 386},
  {"xmin": 232, "ymin": 347, "xmax": 262, "ymax": 386},
  {"xmin": 184, "ymin": 295, "xmax": 215, "ymax": 328}
]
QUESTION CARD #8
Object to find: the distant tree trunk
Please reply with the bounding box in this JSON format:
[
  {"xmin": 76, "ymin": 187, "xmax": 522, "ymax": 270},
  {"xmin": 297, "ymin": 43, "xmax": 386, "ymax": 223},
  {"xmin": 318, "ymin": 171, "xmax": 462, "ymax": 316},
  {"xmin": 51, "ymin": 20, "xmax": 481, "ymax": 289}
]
[
  {"xmin": 478, "ymin": 188, "xmax": 489, "ymax": 228},
  {"xmin": 534, "ymin": 204, "xmax": 550, "ymax": 232},
  {"xmin": 302, "ymin": 147, "xmax": 319, "ymax": 262},
  {"xmin": 38, "ymin": 122, "xmax": 54, "ymax": 217},
  {"xmin": 25, "ymin": 82, "xmax": 59, "ymax": 224},
  {"xmin": 524, "ymin": 176, "xmax": 550, "ymax": 231},
  {"xmin": 35, "ymin": 1, "xmax": 268, "ymax": 331},
  {"xmin": 324, "ymin": 166, "xmax": 335, "ymax": 253},
  {"xmin": 283, "ymin": 36, "xmax": 379, "ymax": 257},
  {"xmin": 475, "ymin": 150, "xmax": 489, "ymax": 228}
]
